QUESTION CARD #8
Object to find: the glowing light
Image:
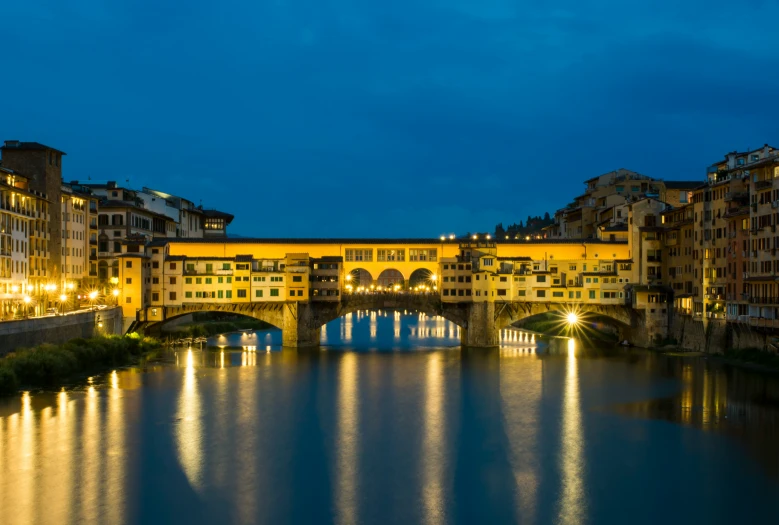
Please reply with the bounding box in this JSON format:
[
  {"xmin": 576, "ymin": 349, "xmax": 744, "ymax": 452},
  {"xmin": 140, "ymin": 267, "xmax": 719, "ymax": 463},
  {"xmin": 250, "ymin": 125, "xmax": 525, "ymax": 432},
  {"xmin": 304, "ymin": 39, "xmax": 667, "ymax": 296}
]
[
  {"xmin": 345, "ymin": 274, "xmax": 352, "ymax": 282},
  {"xmin": 89, "ymin": 291, "xmax": 98, "ymax": 300},
  {"xmin": 566, "ymin": 312, "xmax": 579, "ymax": 325},
  {"xmin": 448, "ymin": 234, "xmax": 455, "ymax": 240},
  {"xmin": 472, "ymin": 234, "xmax": 477, "ymax": 240},
  {"xmin": 440, "ymin": 235, "xmax": 445, "ymax": 241},
  {"xmin": 486, "ymin": 234, "xmax": 491, "ymax": 240},
  {"xmin": 430, "ymin": 274, "xmax": 437, "ymax": 281},
  {"xmin": 23, "ymin": 295, "xmax": 31, "ymax": 304},
  {"xmin": 112, "ymin": 289, "xmax": 119, "ymax": 297},
  {"xmin": 59, "ymin": 294, "xmax": 67, "ymax": 302}
]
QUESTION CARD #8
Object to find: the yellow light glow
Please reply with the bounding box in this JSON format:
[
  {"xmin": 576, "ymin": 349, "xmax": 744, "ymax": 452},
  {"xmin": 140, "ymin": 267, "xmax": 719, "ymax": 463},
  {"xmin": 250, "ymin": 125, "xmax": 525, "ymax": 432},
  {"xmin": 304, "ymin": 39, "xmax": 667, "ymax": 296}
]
[
  {"xmin": 472, "ymin": 234, "xmax": 477, "ymax": 240},
  {"xmin": 486, "ymin": 234, "xmax": 491, "ymax": 240},
  {"xmin": 59, "ymin": 294, "xmax": 67, "ymax": 302},
  {"xmin": 112, "ymin": 289, "xmax": 119, "ymax": 297},
  {"xmin": 440, "ymin": 235, "xmax": 445, "ymax": 241},
  {"xmin": 448, "ymin": 234, "xmax": 454, "ymax": 240},
  {"xmin": 23, "ymin": 296, "xmax": 31, "ymax": 304},
  {"xmin": 566, "ymin": 312, "xmax": 578, "ymax": 325},
  {"xmin": 345, "ymin": 274, "xmax": 352, "ymax": 281},
  {"xmin": 11, "ymin": 285, "xmax": 19, "ymax": 293},
  {"xmin": 430, "ymin": 274, "xmax": 437, "ymax": 281},
  {"xmin": 89, "ymin": 291, "xmax": 98, "ymax": 300}
]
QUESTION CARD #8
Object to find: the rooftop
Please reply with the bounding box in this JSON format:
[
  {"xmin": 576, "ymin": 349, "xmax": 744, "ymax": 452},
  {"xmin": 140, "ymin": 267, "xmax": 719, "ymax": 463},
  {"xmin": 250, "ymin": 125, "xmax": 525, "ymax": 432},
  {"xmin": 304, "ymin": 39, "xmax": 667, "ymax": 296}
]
[{"xmin": 1, "ymin": 140, "xmax": 66, "ymax": 155}]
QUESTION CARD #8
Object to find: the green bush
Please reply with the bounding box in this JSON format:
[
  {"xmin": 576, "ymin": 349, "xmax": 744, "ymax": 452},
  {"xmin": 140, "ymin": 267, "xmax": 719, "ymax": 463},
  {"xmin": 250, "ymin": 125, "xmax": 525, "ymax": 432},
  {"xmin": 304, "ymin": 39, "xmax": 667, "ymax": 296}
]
[{"xmin": 0, "ymin": 335, "xmax": 162, "ymax": 396}]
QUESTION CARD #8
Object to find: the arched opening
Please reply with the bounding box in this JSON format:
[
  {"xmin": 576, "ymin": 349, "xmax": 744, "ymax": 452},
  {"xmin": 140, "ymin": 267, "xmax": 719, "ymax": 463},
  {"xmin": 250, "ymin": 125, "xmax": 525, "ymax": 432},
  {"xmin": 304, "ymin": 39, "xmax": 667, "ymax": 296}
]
[
  {"xmin": 376, "ymin": 269, "xmax": 405, "ymax": 289},
  {"xmin": 345, "ymin": 268, "xmax": 373, "ymax": 290},
  {"xmin": 409, "ymin": 268, "xmax": 434, "ymax": 290},
  {"xmin": 149, "ymin": 310, "xmax": 279, "ymax": 338}
]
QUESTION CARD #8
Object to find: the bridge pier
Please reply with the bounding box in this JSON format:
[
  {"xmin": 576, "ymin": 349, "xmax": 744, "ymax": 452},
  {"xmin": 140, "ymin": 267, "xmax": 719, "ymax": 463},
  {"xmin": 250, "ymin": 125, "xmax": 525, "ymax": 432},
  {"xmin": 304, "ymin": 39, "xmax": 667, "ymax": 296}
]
[
  {"xmin": 282, "ymin": 302, "xmax": 322, "ymax": 348},
  {"xmin": 460, "ymin": 302, "xmax": 501, "ymax": 348}
]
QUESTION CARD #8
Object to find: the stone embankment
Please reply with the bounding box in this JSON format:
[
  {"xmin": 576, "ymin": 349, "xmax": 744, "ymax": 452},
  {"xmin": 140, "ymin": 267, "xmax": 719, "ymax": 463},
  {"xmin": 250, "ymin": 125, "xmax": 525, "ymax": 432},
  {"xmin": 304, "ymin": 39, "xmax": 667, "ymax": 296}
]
[{"xmin": 0, "ymin": 307, "xmax": 123, "ymax": 355}]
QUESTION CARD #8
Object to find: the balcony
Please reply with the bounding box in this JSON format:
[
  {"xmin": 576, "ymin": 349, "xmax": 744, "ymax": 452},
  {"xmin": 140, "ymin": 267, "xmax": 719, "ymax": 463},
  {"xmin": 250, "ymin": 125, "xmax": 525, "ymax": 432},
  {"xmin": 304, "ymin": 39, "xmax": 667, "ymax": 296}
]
[
  {"xmin": 754, "ymin": 179, "xmax": 772, "ymax": 191},
  {"xmin": 724, "ymin": 191, "xmax": 748, "ymax": 202},
  {"xmin": 646, "ymin": 255, "xmax": 662, "ymax": 263},
  {"xmin": 748, "ymin": 296, "xmax": 779, "ymax": 305}
]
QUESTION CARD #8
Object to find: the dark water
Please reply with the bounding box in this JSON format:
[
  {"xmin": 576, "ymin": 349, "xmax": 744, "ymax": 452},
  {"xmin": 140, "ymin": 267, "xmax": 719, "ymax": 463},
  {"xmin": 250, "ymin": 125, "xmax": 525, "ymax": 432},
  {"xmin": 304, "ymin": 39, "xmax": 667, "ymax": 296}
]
[{"xmin": 1, "ymin": 313, "xmax": 778, "ymax": 525}]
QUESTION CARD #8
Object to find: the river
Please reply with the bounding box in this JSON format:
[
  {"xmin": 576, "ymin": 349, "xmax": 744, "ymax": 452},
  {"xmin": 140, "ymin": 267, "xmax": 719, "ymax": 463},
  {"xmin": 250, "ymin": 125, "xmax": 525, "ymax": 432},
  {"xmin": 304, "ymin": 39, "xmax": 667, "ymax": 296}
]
[{"xmin": 1, "ymin": 311, "xmax": 778, "ymax": 524}]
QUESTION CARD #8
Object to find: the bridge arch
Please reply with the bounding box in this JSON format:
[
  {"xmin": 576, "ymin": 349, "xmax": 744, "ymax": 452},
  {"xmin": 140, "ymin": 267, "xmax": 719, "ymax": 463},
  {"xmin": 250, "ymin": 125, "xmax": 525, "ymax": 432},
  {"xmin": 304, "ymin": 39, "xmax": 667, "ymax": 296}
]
[{"xmin": 376, "ymin": 269, "xmax": 406, "ymax": 289}]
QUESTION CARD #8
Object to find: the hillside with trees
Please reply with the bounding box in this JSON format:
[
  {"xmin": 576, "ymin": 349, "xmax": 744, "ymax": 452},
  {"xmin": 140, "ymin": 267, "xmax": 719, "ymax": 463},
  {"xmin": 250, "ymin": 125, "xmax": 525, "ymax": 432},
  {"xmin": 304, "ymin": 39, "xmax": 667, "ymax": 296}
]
[{"xmin": 494, "ymin": 213, "xmax": 554, "ymax": 239}]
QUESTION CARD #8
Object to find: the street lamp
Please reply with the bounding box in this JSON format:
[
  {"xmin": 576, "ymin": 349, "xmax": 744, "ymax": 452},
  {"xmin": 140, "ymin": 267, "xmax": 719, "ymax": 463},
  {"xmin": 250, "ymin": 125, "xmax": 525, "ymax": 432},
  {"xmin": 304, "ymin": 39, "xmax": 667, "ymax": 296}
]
[
  {"xmin": 23, "ymin": 295, "xmax": 31, "ymax": 318},
  {"xmin": 88, "ymin": 291, "xmax": 98, "ymax": 311},
  {"xmin": 67, "ymin": 282, "xmax": 75, "ymax": 311},
  {"xmin": 59, "ymin": 294, "xmax": 67, "ymax": 315},
  {"xmin": 112, "ymin": 288, "xmax": 119, "ymax": 306}
]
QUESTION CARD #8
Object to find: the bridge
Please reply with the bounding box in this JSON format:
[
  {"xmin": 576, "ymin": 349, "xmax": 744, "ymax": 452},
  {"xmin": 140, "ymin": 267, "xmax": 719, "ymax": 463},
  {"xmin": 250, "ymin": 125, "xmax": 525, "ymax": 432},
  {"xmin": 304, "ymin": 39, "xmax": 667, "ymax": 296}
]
[
  {"xmin": 141, "ymin": 293, "xmax": 641, "ymax": 348},
  {"xmin": 121, "ymin": 236, "xmax": 666, "ymax": 347}
]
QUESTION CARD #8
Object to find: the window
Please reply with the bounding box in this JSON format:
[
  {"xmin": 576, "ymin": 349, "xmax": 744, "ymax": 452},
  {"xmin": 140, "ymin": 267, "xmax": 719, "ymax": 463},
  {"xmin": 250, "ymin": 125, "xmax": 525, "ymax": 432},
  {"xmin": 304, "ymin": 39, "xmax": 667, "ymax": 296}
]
[
  {"xmin": 226, "ymin": 277, "xmax": 232, "ymax": 283},
  {"xmin": 125, "ymin": 278, "xmax": 132, "ymax": 284},
  {"xmin": 126, "ymin": 297, "xmax": 132, "ymax": 303},
  {"xmin": 237, "ymin": 289, "xmax": 247, "ymax": 298},
  {"xmin": 170, "ymin": 277, "xmax": 177, "ymax": 285},
  {"xmin": 589, "ymin": 290, "xmax": 596, "ymax": 299},
  {"xmin": 222, "ymin": 263, "xmax": 231, "ymax": 270},
  {"xmin": 169, "ymin": 292, "xmax": 177, "ymax": 301},
  {"xmin": 185, "ymin": 291, "xmax": 193, "ymax": 298},
  {"xmin": 152, "ymin": 292, "xmax": 159, "ymax": 302},
  {"xmin": 497, "ymin": 289, "xmax": 507, "ymax": 296},
  {"xmin": 152, "ymin": 277, "xmax": 159, "ymax": 284},
  {"xmin": 254, "ymin": 276, "xmax": 266, "ymax": 282},
  {"xmin": 125, "ymin": 261, "xmax": 132, "ymax": 268},
  {"xmin": 256, "ymin": 290, "xmax": 263, "ymax": 298},
  {"xmin": 152, "ymin": 261, "xmax": 159, "ymax": 269},
  {"xmin": 292, "ymin": 275, "xmax": 302, "ymax": 282},
  {"xmin": 217, "ymin": 290, "xmax": 223, "ymax": 299},
  {"xmin": 225, "ymin": 290, "xmax": 232, "ymax": 299},
  {"xmin": 185, "ymin": 277, "xmax": 192, "ymax": 284},
  {"xmin": 205, "ymin": 278, "xmax": 212, "ymax": 284},
  {"xmin": 186, "ymin": 263, "xmax": 195, "ymax": 272},
  {"xmin": 482, "ymin": 258, "xmax": 493, "ymax": 267},
  {"xmin": 270, "ymin": 289, "xmax": 279, "ymax": 297},
  {"xmin": 270, "ymin": 276, "xmax": 283, "ymax": 282},
  {"xmin": 218, "ymin": 277, "xmax": 223, "ymax": 284},
  {"xmin": 170, "ymin": 263, "xmax": 177, "ymax": 270},
  {"xmin": 553, "ymin": 291, "xmax": 564, "ymax": 297},
  {"xmin": 518, "ymin": 290, "xmax": 526, "ymax": 296},
  {"xmin": 206, "ymin": 263, "xmax": 213, "ymax": 272},
  {"xmin": 537, "ymin": 290, "xmax": 546, "ymax": 298},
  {"xmin": 196, "ymin": 278, "xmax": 202, "ymax": 284},
  {"xmin": 536, "ymin": 275, "xmax": 546, "ymax": 283},
  {"xmin": 345, "ymin": 249, "xmax": 373, "ymax": 262}
]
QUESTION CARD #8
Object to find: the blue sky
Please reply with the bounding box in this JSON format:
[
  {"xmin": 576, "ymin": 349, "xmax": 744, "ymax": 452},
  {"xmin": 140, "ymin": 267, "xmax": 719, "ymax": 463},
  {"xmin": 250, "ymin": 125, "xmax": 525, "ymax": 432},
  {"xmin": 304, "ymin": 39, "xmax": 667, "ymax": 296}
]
[{"xmin": 3, "ymin": 1, "xmax": 778, "ymax": 237}]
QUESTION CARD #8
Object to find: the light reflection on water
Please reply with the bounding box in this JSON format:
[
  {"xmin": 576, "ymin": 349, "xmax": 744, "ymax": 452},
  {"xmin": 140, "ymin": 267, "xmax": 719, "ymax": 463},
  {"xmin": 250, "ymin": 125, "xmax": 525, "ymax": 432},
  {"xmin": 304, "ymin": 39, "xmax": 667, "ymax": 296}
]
[{"xmin": 0, "ymin": 315, "xmax": 778, "ymax": 524}]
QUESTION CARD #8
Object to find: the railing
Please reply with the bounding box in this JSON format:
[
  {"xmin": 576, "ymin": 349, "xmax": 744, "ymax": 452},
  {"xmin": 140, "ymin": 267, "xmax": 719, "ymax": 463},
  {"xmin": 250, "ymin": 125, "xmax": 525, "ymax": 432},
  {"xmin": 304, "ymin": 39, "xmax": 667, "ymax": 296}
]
[
  {"xmin": 749, "ymin": 296, "xmax": 779, "ymax": 305},
  {"xmin": 646, "ymin": 255, "xmax": 662, "ymax": 262},
  {"xmin": 749, "ymin": 317, "xmax": 779, "ymax": 328},
  {"xmin": 754, "ymin": 179, "xmax": 772, "ymax": 190}
]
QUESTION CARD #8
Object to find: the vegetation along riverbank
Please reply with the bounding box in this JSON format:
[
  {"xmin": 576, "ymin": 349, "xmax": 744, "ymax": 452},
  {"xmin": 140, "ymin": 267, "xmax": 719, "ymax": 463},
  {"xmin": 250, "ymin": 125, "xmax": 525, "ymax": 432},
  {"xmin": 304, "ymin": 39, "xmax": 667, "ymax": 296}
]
[{"xmin": 0, "ymin": 334, "xmax": 163, "ymax": 396}]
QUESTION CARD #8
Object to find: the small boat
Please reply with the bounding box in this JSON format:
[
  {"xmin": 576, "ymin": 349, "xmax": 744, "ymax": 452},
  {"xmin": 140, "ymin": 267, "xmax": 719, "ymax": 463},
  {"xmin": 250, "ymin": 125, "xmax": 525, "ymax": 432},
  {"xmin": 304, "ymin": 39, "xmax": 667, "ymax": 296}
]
[{"xmin": 619, "ymin": 340, "xmax": 631, "ymax": 347}]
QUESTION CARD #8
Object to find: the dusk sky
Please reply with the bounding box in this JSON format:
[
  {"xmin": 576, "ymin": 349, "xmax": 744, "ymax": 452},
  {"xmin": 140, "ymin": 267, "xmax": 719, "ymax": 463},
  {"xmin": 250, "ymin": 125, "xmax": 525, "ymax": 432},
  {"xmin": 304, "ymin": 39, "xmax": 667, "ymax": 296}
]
[{"xmin": 3, "ymin": 1, "xmax": 778, "ymax": 237}]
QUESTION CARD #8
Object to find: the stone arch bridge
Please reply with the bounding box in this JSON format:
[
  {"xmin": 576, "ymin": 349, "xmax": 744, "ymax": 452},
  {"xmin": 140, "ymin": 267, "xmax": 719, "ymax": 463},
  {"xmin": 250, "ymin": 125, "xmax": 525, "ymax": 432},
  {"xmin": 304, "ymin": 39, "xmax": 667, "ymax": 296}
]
[{"xmin": 140, "ymin": 295, "xmax": 642, "ymax": 347}]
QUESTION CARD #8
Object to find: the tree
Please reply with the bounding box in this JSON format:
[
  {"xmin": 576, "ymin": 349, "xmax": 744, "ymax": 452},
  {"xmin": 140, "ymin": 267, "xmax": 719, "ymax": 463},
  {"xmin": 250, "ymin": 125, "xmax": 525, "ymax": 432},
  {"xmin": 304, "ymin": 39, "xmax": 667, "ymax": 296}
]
[{"xmin": 544, "ymin": 212, "xmax": 551, "ymax": 221}]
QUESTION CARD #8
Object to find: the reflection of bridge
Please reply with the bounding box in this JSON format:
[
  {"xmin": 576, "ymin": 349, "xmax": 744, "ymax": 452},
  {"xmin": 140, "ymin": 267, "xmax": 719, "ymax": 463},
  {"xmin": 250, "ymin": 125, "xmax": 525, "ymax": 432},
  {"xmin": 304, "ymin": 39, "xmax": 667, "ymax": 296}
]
[{"xmin": 143, "ymin": 293, "xmax": 639, "ymax": 348}]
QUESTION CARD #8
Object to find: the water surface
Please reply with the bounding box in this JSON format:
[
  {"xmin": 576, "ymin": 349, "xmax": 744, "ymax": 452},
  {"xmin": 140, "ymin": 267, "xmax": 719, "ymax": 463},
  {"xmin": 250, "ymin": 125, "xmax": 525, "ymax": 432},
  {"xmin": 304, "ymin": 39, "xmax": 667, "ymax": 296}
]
[{"xmin": 1, "ymin": 312, "xmax": 778, "ymax": 524}]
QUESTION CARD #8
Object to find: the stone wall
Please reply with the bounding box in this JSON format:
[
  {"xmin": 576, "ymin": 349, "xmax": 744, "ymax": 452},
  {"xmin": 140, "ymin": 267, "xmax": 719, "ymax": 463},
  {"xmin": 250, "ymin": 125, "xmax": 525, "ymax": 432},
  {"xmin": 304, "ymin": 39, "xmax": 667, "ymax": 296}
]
[
  {"xmin": 669, "ymin": 313, "xmax": 778, "ymax": 354},
  {"xmin": 0, "ymin": 307, "xmax": 123, "ymax": 355}
]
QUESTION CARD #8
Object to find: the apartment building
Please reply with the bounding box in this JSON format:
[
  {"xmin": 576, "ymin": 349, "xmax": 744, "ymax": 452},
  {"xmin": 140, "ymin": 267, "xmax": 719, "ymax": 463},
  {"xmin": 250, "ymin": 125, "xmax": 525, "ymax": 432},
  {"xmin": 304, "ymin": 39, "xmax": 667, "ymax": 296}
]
[
  {"xmin": 0, "ymin": 166, "xmax": 51, "ymax": 318},
  {"xmin": 547, "ymin": 168, "xmax": 699, "ymax": 240}
]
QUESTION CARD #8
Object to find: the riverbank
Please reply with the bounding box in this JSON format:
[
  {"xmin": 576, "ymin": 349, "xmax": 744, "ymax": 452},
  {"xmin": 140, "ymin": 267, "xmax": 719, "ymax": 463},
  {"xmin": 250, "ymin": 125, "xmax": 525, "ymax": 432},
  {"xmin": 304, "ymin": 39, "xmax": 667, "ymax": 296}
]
[{"xmin": 0, "ymin": 334, "xmax": 163, "ymax": 396}]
